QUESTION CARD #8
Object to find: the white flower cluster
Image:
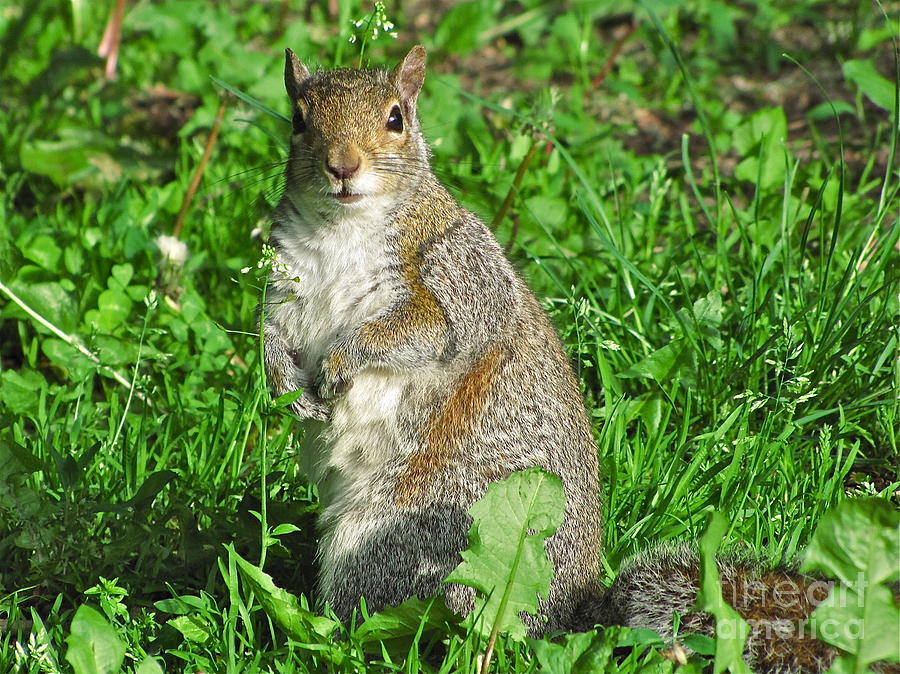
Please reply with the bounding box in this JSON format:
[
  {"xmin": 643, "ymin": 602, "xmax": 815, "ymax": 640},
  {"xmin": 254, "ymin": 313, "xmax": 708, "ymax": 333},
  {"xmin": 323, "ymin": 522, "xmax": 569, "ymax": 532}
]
[
  {"xmin": 348, "ymin": 2, "xmax": 398, "ymax": 43},
  {"xmin": 242, "ymin": 244, "xmax": 297, "ymax": 283}
]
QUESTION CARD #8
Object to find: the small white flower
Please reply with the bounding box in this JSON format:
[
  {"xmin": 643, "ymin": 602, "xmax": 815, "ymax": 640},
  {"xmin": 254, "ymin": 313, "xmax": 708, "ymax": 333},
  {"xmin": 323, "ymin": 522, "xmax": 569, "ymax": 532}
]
[{"xmin": 156, "ymin": 234, "xmax": 189, "ymax": 265}]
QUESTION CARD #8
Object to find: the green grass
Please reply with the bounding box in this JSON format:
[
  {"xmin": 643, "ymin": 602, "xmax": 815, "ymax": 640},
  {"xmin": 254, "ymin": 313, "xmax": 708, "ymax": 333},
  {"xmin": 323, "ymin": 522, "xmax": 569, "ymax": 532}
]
[{"xmin": 1, "ymin": 0, "xmax": 898, "ymax": 672}]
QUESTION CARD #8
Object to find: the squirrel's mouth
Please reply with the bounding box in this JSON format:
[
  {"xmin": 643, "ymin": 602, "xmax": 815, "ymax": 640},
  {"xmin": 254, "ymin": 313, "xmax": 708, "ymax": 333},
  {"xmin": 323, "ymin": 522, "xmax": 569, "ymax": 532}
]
[{"xmin": 333, "ymin": 188, "xmax": 364, "ymax": 205}]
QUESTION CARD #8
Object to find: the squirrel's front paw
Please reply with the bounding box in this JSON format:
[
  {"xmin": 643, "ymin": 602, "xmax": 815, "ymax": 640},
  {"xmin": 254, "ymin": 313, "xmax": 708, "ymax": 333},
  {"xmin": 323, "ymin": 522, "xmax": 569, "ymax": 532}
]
[
  {"xmin": 318, "ymin": 349, "xmax": 354, "ymax": 399},
  {"xmin": 295, "ymin": 391, "xmax": 331, "ymax": 421}
]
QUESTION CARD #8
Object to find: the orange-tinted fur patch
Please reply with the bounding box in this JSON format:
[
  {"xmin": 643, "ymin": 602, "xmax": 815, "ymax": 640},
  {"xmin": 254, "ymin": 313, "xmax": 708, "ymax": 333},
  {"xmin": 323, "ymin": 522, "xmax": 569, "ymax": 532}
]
[
  {"xmin": 323, "ymin": 350, "xmax": 348, "ymax": 378},
  {"xmin": 395, "ymin": 346, "xmax": 505, "ymax": 506},
  {"xmin": 358, "ymin": 226, "xmax": 446, "ymax": 354}
]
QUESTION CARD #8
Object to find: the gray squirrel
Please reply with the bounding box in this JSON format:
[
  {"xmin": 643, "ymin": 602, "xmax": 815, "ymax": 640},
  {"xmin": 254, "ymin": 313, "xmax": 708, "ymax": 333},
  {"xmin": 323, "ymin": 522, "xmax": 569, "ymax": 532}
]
[{"xmin": 261, "ymin": 45, "xmax": 860, "ymax": 672}]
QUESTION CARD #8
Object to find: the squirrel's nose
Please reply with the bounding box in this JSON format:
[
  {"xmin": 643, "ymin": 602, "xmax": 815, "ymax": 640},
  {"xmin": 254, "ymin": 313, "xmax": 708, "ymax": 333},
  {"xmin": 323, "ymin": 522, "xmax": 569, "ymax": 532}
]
[{"xmin": 326, "ymin": 155, "xmax": 361, "ymax": 181}]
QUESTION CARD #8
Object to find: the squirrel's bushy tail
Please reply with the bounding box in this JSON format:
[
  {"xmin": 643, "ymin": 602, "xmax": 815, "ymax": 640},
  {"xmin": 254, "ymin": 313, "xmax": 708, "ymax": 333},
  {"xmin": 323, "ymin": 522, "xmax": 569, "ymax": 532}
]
[{"xmin": 589, "ymin": 543, "xmax": 847, "ymax": 674}]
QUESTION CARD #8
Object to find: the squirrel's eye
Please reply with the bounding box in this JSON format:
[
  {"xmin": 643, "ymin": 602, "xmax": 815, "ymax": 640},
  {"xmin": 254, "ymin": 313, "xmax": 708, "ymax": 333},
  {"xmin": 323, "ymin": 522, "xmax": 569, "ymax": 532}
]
[
  {"xmin": 292, "ymin": 108, "xmax": 306, "ymax": 134},
  {"xmin": 386, "ymin": 105, "xmax": 403, "ymax": 132}
]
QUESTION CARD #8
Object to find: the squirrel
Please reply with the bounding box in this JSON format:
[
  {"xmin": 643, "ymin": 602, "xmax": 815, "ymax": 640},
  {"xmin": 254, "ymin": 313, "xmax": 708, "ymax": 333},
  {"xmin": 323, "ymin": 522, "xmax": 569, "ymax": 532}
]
[
  {"xmin": 262, "ymin": 44, "xmax": 601, "ymax": 634},
  {"xmin": 261, "ymin": 46, "xmax": 880, "ymax": 672}
]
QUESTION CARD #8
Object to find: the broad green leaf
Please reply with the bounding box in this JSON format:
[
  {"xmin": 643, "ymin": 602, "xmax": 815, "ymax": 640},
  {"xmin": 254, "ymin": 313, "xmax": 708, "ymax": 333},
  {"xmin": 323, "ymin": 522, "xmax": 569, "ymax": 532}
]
[
  {"xmin": 843, "ymin": 59, "xmax": 896, "ymax": 111},
  {"xmin": 93, "ymin": 335, "xmax": 140, "ymax": 365},
  {"xmin": 123, "ymin": 227, "xmax": 149, "ymax": 259},
  {"xmin": 618, "ymin": 340, "xmax": 688, "ymax": 384},
  {"xmin": 525, "ymin": 195, "xmax": 569, "ymax": 228},
  {"xmin": 444, "ymin": 467, "xmax": 565, "ymax": 640},
  {"xmin": 231, "ymin": 549, "xmax": 339, "ymax": 643},
  {"xmin": 168, "ymin": 615, "xmax": 213, "ymax": 643},
  {"xmin": 0, "ymin": 227, "xmax": 24, "ymax": 281},
  {"xmin": 270, "ymin": 523, "xmax": 302, "ymax": 536},
  {"xmin": 692, "ymin": 291, "xmax": 724, "ymax": 324},
  {"xmin": 802, "ymin": 499, "xmax": 900, "ymax": 669},
  {"xmin": 42, "ymin": 338, "xmax": 96, "ymax": 380},
  {"xmin": 7, "ymin": 279, "xmax": 79, "ymax": 332},
  {"xmin": 127, "ymin": 470, "xmax": 178, "ymax": 511},
  {"xmin": 64, "ymin": 605, "xmax": 125, "ymax": 674},
  {"xmin": 110, "ymin": 263, "xmax": 134, "ymax": 289},
  {"xmin": 690, "ymin": 291, "xmax": 724, "ymax": 346},
  {"xmin": 98, "ymin": 288, "xmax": 133, "ymax": 318},
  {"xmin": 0, "ymin": 439, "xmax": 43, "ymax": 476},
  {"xmin": 733, "ymin": 107, "xmax": 788, "ymax": 189},
  {"xmin": 20, "ymin": 233, "xmax": 61, "ymax": 271},
  {"xmin": 615, "ymin": 627, "xmax": 666, "ymax": 648},
  {"xmin": 355, "ymin": 596, "xmax": 459, "ymax": 643},
  {"xmin": 93, "ymin": 288, "xmax": 132, "ymax": 332},
  {"xmin": 135, "ymin": 657, "xmax": 165, "ymax": 674},
  {"xmin": 530, "ymin": 630, "xmax": 617, "ymax": 674},
  {"xmin": 807, "ymin": 101, "xmax": 856, "ymax": 122},
  {"xmin": 20, "ymin": 128, "xmax": 122, "ymax": 188},
  {"xmin": 64, "ymin": 243, "xmax": 84, "ymax": 275},
  {"xmin": 0, "ymin": 368, "xmax": 47, "ymax": 416},
  {"xmin": 828, "ymin": 655, "xmax": 864, "ymax": 674},
  {"xmin": 732, "ymin": 107, "xmax": 786, "ymax": 154},
  {"xmin": 154, "ymin": 594, "xmax": 210, "ymax": 615},
  {"xmin": 681, "ymin": 633, "xmax": 717, "ymax": 656},
  {"xmin": 802, "ymin": 498, "xmax": 899, "ymax": 587},
  {"xmin": 809, "ymin": 584, "xmax": 898, "ymax": 661},
  {"xmin": 695, "ymin": 512, "xmax": 752, "ymax": 674},
  {"xmin": 20, "ymin": 138, "xmax": 96, "ymax": 186},
  {"xmin": 510, "ymin": 132, "xmax": 532, "ymax": 162},
  {"xmin": 271, "ymin": 388, "xmax": 305, "ymax": 408}
]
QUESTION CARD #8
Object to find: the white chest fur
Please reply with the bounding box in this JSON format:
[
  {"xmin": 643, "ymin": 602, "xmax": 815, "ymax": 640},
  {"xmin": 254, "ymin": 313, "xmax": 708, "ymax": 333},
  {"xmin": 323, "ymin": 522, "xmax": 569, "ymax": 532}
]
[
  {"xmin": 267, "ymin": 198, "xmax": 414, "ymax": 516},
  {"xmin": 269, "ymin": 200, "xmax": 396, "ymax": 368}
]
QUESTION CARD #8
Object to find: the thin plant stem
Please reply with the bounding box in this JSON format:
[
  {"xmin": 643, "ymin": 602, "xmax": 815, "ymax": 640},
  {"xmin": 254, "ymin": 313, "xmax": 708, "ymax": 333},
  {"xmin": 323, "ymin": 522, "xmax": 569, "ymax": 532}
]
[
  {"xmin": 110, "ymin": 294, "xmax": 156, "ymax": 449},
  {"xmin": 97, "ymin": 0, "xmax": 126, "ymax": 80},
  {"xmin": 173, "ymin": 97, "xmax": 228, "ymax": 239},
  {"xmin": 588, "ymin": 22, "xmax": 638, "ymax": 91},
  {"xmin": 491, "ymin": 138, "xmax": 541, "ymax": 236},
  {"xmin": 258, "ymin": 275, "xmax": 270, "ymax": 568}
]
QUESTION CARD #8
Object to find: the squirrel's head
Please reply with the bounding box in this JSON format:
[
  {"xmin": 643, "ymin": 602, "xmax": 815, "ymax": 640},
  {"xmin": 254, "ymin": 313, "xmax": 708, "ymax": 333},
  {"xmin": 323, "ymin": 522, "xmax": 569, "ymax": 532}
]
[{"xmin": 283, "ymin": 46, "xmax": 429, "ymax": 212}]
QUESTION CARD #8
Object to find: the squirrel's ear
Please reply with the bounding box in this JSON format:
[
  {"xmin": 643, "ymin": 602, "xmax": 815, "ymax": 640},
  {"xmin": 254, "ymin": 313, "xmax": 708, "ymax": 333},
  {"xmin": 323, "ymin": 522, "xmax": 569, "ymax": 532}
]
[
  {"xmin": 391, "ymin": 45, "xmax": 426, "ymax": 107},
  {"xmin": 284, "ymin": 48, "xmax": 310, "ymax": 101}
]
